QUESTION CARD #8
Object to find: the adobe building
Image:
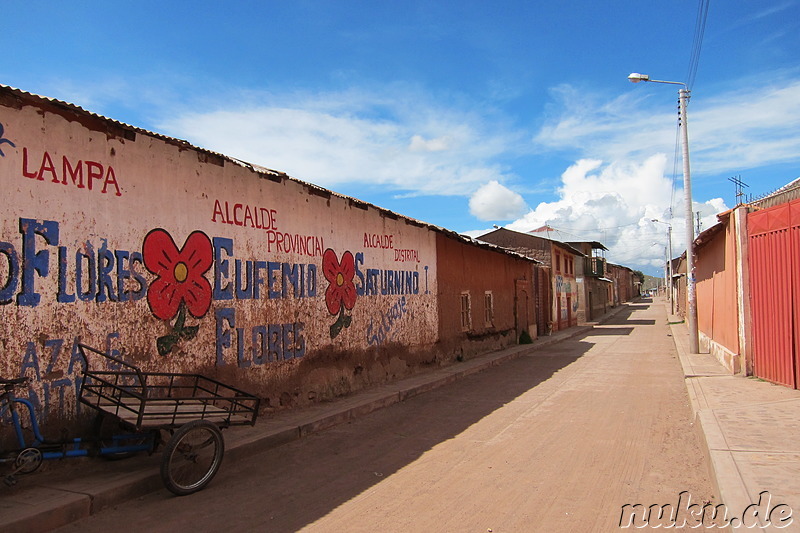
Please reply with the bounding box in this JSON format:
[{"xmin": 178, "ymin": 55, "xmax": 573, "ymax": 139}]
[
  {"xmin": 566, "ymin": 240, "xmax": 612, "ymax": 322},
  {"xmin": 606, "ymin": 263, "xmax": 636, "ymax": 307},
  {"xmin": 477, "ymin": 227, "xmax": 582, "ymax": 333}
]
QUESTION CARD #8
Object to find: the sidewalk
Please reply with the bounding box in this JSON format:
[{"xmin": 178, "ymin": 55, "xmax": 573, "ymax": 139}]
[
  {"xmin": 2, "ymin": 314, "xmax": 613, "ymax": 533},
  {"xmin": 669, "ymin": 306, "xmax": 800, "ymax": 531}
]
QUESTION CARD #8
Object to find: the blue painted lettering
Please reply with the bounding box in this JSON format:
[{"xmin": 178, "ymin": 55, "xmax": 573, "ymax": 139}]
[
  {"xmin": 215, "ymin": 307, "xmax": 305, "ymax": 366},
  {"xmin": 18, "ymin": 218, "xmax": 59, "ymax": 307},
  {"xmin": 213, "ymin": 237, "xmax": 234, "ymax": 300},
  {"xmin": 0, "ymin": 241, "xmax": 20, "ymax": 304}
]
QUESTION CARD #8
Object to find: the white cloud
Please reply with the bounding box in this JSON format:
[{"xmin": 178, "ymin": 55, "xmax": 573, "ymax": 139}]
[
  {"xmin": 409, "ymin": 134, "xmax": 450, "ymax": 152},
  {"xmin": 156, "ymin": 89, "xmax": 521, "ymax": 197},
  {"xmin": 500, "ymin": 156, "xmax": 729, "ymax": 271},
  {"xmin": 469, "ymin": 180, "xmax": 529, "ymax": 221},
  {"xmin": 534, "ymin": 78, "xmax": 800, "ymax": 178}
]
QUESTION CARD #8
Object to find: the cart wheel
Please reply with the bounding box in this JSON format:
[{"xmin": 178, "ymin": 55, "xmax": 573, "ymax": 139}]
[
  {"xmin": 15, "ymin": 447, "xmax": 43, "ymax": 474},
  {"xmin": 160, "ymin": 420, "xmax": 224, "ymax": 496}
]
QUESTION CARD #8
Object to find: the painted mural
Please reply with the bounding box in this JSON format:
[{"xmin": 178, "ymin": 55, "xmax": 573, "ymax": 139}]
[
  {"xmin": 0, "ymin": 96, "xmax": 438, "ymax": 421},
  {"xmin": 555, "ymin": 274, "xmax": 579, "ymax": 323}
]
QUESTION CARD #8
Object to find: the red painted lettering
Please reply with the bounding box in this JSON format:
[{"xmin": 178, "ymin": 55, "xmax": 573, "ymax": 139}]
[
  {"xmin": 225, "ymin": 201, "xmax": 233, "ymax": 224},
  {"xmin": 40, "ymin": 152, "xmax": 57, "ymax": 183},
  {"xmin": 62, "ymin": 157, "xmax": 84, "ymax": 188},
  {"xmin": 363, "ymin": 233, "xmax": 394, "ymax": 249},
  {"xmin": 244, "ymin": 205, "xmax": 255, "ymax": 228},
  {"xmin": 212, "ymin": 200, "xmax": 225, "ymax": 223},
  {"xmin": 22, "ymin": 147, "xmax": 39, "ymax": 179},
  {"xmin": 85, "ymin": 161, "xmax": 103, "ymax": 191},
  {"xmin": 101, "ymin": 167, "xmax": 122, "ymax": 196},
  {"xmin": 212, "ymin": 200, "xmax": 279, "ymax": 231},
  {"xmin": 20, "ymin": 148, "xmax": 122, "ymax": 196}
]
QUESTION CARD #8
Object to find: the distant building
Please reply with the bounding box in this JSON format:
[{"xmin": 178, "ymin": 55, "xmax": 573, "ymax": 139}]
[
  {"xmin": 566, "ymin": 241, "xmax": 612, "ymax": 321},
  {"xmin": 477, "ymin": 228, "xmax": 583, "ymax": 333},
  {"xmin": 606, "ymin": 263, "xmax": 636, "ymax": 307}
]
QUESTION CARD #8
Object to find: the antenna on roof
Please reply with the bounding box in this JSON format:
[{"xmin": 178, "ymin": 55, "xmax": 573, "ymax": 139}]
[{"xmin": 728, "ymin": 175, "xmax": 749, "ymax": 205}]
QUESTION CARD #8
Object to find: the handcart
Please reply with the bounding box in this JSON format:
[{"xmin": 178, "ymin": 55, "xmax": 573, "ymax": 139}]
[{"xmin": 77, "ymin": 343, "xmax": 260, "ymax": 495}]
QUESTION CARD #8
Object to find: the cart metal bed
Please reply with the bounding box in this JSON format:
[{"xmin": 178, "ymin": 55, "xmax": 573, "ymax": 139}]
[
  {"xmin": 77, "ymin": 343, "xmax": 260, "ymax": 495},
  {"xmin": 78, "ymin": 344, "xmax": 259, "ymax": 430}
]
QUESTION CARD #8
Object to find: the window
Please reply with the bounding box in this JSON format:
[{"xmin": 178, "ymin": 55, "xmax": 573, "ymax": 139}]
[
  {"xmin": 555, "ymin": 252, "xmax": 561, "ymax": 272},
  {"xmin": 460, "ymin": 292, "xmax": 472, "ymax": 331},
  {"xmin": 484, "ymin": 291, "xmax": 494, "ymax": 327}
]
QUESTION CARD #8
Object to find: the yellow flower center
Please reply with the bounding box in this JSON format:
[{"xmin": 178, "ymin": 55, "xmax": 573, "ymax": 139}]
[
  {"xmin": 174, "ymin": 262, "xmax": 189, "ymax": 283},
  {"xmin": 336, "ymin": 272, "xmax": 344, "ymax": 286}
]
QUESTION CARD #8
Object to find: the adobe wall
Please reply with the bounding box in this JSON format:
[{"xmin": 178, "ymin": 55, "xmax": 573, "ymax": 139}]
[
  {"xmin": 0, "ymin": 87, "xmax": 440, "ymax": 422},
  {"xmin": 695, "ymin": 223, "xmax": 740, "ymax": 363},
  {"xmin": 435, "ymin": 233, "xmax": 536, "ymax": 359},
  {"xmin": 551, "ymin": 247, "xmax": 578, "ymax": 331}
]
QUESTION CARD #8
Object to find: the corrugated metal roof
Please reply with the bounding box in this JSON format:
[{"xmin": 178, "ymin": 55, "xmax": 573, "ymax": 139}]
[
  {"xmin": 479, "ymin": 227, "xmax": 586, "ymax": 257},
  {"xmin": 567, "ymin": 240, "xmax": 608, "ymax": 251}
]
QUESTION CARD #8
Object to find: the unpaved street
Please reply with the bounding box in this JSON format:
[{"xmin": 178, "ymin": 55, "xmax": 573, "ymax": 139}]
[{"xmin": 56, "ymin": 300, "xmax": 718, "ymax": 532}]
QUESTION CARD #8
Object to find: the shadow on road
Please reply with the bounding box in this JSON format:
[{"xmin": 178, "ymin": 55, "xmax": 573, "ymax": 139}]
[
  {"xmin": 579, "ymin": 326, "xmax": 635, "ymax": 336},
  {"xmin": 622, "ymin": 319, "xmax": 657, "ymax": 326},
  {"xmin": 204, "ymin": 337, "xmax": 597, "ymax": 530},
  {"xmin": 65, "ymin": 305, "xmax": 655, "ymax": 531}
]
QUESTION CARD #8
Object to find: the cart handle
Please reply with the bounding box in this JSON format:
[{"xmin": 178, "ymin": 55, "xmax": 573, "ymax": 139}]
[{"xmin": 77, "ymin": 343, "xmax": 146, "ymax": 385}]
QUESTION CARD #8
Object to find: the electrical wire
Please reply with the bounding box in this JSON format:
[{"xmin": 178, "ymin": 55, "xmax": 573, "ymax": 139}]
[
  {"xmin": 670, "ymin": 114, "xmax": 681, "ymax": 227},
  {"xmin": 686, "ymin": 0, "xmax": 711, "ymax": 90}
]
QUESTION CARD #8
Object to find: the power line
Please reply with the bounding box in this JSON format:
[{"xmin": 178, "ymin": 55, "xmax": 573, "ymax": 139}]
[
  {"xmin": 686, "ymin": 0, "xmax": 711, "ymax": 90},
  {"xmin": 543, "ymin": 221, "xmax": 646, "ymax": 232}
]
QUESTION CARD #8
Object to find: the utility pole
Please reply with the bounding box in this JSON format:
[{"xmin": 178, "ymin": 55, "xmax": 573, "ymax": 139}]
[
  {"xmin": 629, "ymin": 73, "xmax": 699, "ymax": 353},
  {"xmin": 680, "ymin": 88, "xmax": 700, "ymax": 353},
  {"xmin": 667, "ymin": 224, "xmax": 673, "ymax": 314}
]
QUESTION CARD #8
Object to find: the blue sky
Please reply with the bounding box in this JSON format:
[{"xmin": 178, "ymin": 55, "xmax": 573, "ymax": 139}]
[{"xmin": 3, "ymin": 1, "xmax": 799, "ymax": 275}]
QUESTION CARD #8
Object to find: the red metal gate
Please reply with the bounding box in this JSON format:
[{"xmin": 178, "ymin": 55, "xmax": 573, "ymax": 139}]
[{"xmin": 747, "ymin": 198, "xmax": 800, "ymax": 388}]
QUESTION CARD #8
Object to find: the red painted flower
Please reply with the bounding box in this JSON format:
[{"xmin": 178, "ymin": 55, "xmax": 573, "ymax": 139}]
[
  {"xmin": 322, "ymin": 249, "xmax": 357, "ymax": 316},
  {"xmin": 143, "ymin": 229, "xmax": 213, "ymax": 321}
]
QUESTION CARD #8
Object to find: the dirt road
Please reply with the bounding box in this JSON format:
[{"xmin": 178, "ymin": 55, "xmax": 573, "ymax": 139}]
[{"xmin": 56, "ymin": 300, "xmax": 718, "ymax": 532}]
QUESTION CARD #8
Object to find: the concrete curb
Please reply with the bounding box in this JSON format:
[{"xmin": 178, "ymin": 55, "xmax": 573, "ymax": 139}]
[{"xmin": 3, "ymin": 305, "xmax": 629, "ymax": 532}]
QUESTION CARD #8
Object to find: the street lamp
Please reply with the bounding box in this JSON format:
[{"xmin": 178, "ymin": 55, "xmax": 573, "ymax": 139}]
[
  {"xmin": 629, "ymin": 72, "xmax": 699, "ymax": 353},
  {"xmin": 652, "ymin": 218, "xmax": 674, "ymax": 314}
]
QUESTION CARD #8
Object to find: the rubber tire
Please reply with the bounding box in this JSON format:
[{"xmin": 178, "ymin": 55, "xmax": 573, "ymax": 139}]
[{"xmin": 160, "ymin": 420, "xmax": 224, "ymax": 496}]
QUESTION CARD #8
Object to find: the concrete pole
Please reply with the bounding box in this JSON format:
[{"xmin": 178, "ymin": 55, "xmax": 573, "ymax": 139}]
[
  {"xmin": 733, "ymin": 206, "xmax": 752, "ymax": 374},
  {"xmin": 679, "ymin": 88, "xmax": 700, "ymax": 353}
]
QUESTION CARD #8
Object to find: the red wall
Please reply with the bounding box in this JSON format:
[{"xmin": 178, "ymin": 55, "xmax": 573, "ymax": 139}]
[
  {"xmin": 435, "ymin": 233, "xmax": 536, "ymax": 359},
  {"xmin": 695, "ymin": 222, "xmax": 740, "ymax": 356}
]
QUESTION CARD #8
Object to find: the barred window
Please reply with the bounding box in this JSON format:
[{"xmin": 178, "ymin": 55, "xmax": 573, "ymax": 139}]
[
  {"xmin": 484, "ymin": 291, "xmax": 494, "ymax": 326},
  {"xmin": 460, "ymin": 292, "xmax": 472, "ymax": 331}
]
